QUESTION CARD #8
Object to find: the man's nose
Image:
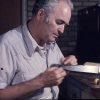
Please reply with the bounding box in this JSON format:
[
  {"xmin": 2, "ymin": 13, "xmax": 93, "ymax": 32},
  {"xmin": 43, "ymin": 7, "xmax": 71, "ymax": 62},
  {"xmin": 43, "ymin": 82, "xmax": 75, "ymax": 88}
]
[{"xmin": 58, "ymin": 25, "xmax": 65, "ymax": 34}]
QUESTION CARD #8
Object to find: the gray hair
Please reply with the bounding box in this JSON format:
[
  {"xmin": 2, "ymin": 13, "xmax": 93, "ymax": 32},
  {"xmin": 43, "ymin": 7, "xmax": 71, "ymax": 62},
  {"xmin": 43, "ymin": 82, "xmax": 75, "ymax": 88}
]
[{"xmin": 32, "ymin": 0, "xmax": 73, "ymax": 16}]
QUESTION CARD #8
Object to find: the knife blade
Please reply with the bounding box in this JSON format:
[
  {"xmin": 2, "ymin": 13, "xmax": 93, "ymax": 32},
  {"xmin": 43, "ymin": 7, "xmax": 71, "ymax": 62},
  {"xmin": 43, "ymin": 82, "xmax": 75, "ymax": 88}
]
[{"xmin": 51, "ymin": 64, "xmax": 100, "ymax": 74}]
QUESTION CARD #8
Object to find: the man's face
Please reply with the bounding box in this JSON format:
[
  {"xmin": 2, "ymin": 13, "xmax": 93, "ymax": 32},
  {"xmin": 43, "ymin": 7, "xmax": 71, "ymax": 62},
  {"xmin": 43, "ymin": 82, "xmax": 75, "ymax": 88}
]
[{"xmin": 38, "ymin": 2, "xmax": 71, "ymax": 44}]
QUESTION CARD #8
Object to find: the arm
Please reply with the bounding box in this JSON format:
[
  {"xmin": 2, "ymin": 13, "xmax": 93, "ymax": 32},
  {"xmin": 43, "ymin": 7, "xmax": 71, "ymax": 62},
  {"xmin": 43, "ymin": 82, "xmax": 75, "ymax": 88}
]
[
  {"xmin": 0, "ymin": 42, "xmax": 45, "ymax": 99},
  {"xmin": 0, "ymin": 67, "xmax": 66, "ymax": 100},
  {"xmin": 0, "ymin": 76, "xmax": 44, "ymax": 100},
  {"xmin": 0, "ymin": 41, "xmax": 66, "ymax": 99}
]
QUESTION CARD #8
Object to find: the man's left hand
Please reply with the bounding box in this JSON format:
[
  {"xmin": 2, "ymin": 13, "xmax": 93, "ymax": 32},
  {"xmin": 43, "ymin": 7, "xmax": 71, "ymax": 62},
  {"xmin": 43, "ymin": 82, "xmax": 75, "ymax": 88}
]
[{"xmin": 61, "ymin": 55, "xmax": 78, "ymax": 65}]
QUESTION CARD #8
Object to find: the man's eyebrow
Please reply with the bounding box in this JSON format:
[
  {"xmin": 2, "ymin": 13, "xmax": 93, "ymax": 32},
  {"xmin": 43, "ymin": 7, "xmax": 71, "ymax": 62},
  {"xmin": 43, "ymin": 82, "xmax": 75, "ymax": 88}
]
[
  {"xmin": 57, "ymin": 19, "xmax": 69, "ymax": 26},
  {"xmin": 62, "ymin": 20, "xmax": 69, "ymax": 26}
]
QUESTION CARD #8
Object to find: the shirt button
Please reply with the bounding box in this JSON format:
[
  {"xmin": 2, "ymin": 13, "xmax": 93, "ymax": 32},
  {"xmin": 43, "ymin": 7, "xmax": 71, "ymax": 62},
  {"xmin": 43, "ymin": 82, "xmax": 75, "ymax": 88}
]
[{"xmin": 1, "ymin": 68, "xmax": 3, "ymax": 70}]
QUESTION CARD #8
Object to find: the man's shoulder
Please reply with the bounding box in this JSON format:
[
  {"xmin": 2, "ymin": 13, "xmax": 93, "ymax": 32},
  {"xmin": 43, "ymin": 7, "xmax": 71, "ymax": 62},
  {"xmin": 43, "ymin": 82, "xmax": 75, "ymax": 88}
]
[{"xmin": 0, "ymin": 26, "xmax": 23, "ymax": 46}]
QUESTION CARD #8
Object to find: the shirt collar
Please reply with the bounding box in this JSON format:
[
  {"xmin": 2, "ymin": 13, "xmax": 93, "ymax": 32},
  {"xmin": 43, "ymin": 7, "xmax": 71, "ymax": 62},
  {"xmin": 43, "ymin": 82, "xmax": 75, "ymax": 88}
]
[
  {"xmin": 22, "ymin": 22, "xmax": 38, "ymax": 56},
  {"xmin": 22, "ymin": 22, "xmax": 56, "ymax": 56}
]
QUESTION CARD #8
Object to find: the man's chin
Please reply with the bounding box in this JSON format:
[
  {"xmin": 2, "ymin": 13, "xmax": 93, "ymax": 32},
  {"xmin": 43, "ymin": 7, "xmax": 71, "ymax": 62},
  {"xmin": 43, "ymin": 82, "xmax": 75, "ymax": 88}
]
[
  {"xmin": 46, "ymin": 37, "xmax": 57, "ymax": 43},
  {"xmin": 50, "ymin": 39, "xmax": 56, "ymax": 42}
]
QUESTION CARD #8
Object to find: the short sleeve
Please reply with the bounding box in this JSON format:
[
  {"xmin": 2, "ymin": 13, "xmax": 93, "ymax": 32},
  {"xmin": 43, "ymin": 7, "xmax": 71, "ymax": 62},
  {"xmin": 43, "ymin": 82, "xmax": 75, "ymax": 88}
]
[{"xmin": 0, "ymin": 40, "xmax": 16, "ymax": 89}]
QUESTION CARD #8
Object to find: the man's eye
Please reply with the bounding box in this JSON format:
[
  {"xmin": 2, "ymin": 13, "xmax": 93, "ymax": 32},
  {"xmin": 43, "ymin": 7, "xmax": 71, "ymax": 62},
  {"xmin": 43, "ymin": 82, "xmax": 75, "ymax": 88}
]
[{"xmin": 56, "ymin": 21, "xmax": 64, "ymax": 25}]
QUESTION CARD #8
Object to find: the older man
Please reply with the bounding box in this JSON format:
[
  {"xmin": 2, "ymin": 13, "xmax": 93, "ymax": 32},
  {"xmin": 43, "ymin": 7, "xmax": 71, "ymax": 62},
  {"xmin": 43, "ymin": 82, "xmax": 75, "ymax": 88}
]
[{"xmin": 0, "ymin": 0, "xmax": 77, "ymax": 99}]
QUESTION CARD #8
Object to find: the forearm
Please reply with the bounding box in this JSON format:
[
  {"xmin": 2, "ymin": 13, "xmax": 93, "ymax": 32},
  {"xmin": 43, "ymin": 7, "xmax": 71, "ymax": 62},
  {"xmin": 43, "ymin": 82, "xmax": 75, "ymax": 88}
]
[{"xmin": 0, "ymin": 77, "xmax": 44, "ymax": 100}]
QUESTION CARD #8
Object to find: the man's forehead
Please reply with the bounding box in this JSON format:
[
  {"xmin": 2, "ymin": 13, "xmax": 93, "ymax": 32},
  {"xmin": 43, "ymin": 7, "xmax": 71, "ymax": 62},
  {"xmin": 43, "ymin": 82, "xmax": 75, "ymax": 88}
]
[{"xmin": 53, "ymin": 3, "xmax": 71, "ymax": 21}]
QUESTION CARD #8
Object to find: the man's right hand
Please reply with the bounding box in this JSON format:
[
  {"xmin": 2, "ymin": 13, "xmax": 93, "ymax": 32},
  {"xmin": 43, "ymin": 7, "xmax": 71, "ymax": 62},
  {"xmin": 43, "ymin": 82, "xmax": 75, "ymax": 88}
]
[
  {"xmin": 37, "ymin": 67, "xmax": 67, "ymax": 87},
  {"xmin": 0, "ymin": 67, "xmax": 67, "ymax": 100}
]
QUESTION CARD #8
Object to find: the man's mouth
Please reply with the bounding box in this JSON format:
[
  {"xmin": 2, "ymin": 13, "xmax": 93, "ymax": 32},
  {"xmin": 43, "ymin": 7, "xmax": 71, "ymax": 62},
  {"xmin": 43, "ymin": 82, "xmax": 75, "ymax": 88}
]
[{"xmin": 53, "ymin": 33, "xmax": 59, "ymax": 38}]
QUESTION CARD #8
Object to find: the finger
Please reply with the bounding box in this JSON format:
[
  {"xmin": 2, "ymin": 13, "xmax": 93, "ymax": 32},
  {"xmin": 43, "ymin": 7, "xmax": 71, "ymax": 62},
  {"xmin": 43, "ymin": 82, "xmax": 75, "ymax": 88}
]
[
  {"xmin": 56, "ymin": 77, "xmax": 65, "ymax": 85},
  {"xmin": 47, "ymin": 66, "xmax": 58, "ymax": 71},
  {"xmin": 55, "ymin": 69, "xmax": 67, "ymax": 79},
  {"xmin": 64, "ymin": 60, "xmax": 77, "ymax": 65},
  {"xmin": 64, "ymin": 56, "xmax": 77, "ymax": 65}
]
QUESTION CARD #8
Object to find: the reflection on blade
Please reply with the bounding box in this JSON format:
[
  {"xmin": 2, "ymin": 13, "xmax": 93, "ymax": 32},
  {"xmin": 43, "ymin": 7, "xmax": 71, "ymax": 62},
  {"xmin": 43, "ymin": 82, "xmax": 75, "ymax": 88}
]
[{"xmin": 63, "ymin": 65, "xmax": 100, "ymax": 74}]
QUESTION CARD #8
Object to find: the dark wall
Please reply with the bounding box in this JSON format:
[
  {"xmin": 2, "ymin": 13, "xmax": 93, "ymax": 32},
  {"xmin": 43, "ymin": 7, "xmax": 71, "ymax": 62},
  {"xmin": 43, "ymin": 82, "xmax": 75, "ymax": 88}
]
[{"xmin": 0, "ymin": 0, "xmax": 21, "ymax": 34}]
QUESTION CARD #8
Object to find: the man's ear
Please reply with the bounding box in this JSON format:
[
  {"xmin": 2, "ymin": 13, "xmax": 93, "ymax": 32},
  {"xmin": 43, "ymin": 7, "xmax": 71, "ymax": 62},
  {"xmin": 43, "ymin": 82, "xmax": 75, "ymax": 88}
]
[{"xmin": 36, "ymin": 9, "xmax": 45, "ymax": 20}]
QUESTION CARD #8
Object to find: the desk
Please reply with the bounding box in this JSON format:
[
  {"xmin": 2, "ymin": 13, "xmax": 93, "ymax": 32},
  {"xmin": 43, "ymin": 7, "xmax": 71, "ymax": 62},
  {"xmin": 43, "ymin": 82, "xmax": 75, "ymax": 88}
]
[{"xmin": 59, "ymin": 73, "xmax": 100, "ymax": 99}]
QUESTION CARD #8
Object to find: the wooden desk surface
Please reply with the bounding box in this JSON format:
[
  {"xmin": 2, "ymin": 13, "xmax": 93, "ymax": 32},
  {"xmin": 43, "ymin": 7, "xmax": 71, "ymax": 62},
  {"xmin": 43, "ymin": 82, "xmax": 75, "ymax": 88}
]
[{"xmin": 69, "ymin": 72, "xmax": 100, "ymax": 99}]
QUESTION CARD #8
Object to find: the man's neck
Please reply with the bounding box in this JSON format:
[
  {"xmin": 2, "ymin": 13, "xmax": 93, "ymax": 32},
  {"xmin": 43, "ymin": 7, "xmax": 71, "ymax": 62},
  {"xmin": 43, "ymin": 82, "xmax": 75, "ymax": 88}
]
[{"xmin": 27, "ymin": 20, "xmax": 45, "ymax": 46}]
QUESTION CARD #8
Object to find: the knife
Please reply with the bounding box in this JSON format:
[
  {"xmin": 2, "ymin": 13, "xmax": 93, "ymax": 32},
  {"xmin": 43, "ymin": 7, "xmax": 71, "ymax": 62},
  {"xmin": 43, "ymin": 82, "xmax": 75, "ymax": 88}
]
[{"xmin": 50, "ymin": 64, "xmax": 100, "ymax": 74}]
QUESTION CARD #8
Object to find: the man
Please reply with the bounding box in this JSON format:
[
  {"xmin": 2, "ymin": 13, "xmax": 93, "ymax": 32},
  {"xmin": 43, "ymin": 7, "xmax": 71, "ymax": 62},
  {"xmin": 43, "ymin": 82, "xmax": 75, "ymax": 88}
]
[{"xmin": 0, "ymin": 0, "xmax": 77, "ymax": 99}]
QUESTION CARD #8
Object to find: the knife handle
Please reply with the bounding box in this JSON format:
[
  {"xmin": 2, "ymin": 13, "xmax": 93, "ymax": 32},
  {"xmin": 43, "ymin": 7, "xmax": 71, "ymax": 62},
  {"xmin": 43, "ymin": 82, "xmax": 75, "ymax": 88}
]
[{"xmin": 50, "ymin": 64, "xmax": 66, "ymax": 67}]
